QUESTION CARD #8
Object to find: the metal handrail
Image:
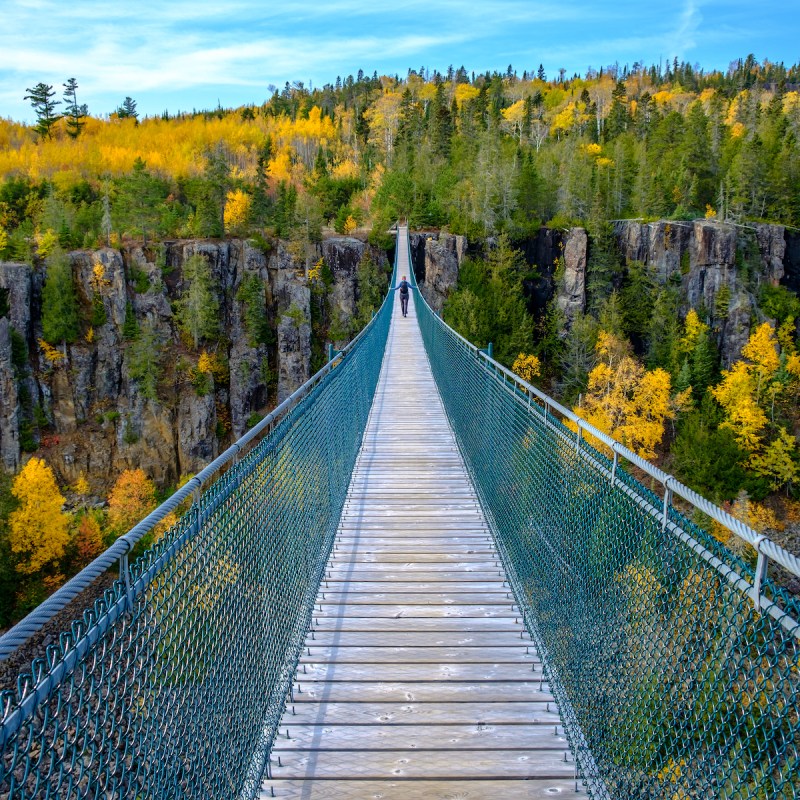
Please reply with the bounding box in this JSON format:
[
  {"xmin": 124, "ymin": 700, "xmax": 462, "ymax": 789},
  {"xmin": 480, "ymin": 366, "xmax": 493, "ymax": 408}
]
[
  {"xmin": 406, "ymin": 227, "xmax": 800, "ymax": 632},
  {"xmin": 0, "ymin": 236, "xmax": 400, "ymax": 661}
]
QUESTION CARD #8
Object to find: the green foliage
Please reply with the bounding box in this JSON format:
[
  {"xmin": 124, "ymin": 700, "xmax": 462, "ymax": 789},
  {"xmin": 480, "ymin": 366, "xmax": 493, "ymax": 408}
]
[
  {"xmin": 91, "ymin": 294, "xmax": 107, "ymax": 326},
  {"xmin": 176, "ymin": 253, "xmax": 219, "ymax": 348},
  {"xmin": 714, "ymin": 284, "xmax": 732, "ymax": 320},
  {"xmin": 122, "ymin": 301, "xmax": 139, "ymax": 340},
  {"xmin": 236, "ymin": 273, "xmax": 272, "ymax": 346},
  {"xmin": 0, "ymin": 471, "xmax": 19, "ymax": 626},
  {"xmin": 9, "ymin": 327, "xmax": 28, "ymax": 373},
  {"xmin": 62, "ymin": 78, "xmax": 87, "ymax": 140},
  {"xmin": 443, "ymin": 235, "xmax": 533, "ymax": 365},
  {"xmin": 621, "ymin": 261, "xmax": 655, "ymax": 343},
  {"xmin": 128, "ymin": 321, "xmax": 162, "ymax": 401},
  {"xmin": 671, "ymin": 396, "xmax": 749, "ymax": 503},
  {"xmin": 354, "ymin": 249, "xmax": 388, "ymax": 329},
  {"xmin": 41, "ymin": 246, "xmax": 79, "ymax": 346},
  {"xmin": 122, "ymin": 419, "xmax": 139, "ymax": 445},
  {"xmin": 192, "ymin": 370, "xmax": 213, "ymax": 396},
  {"xmin": 113, "ymin": 158, "xmax": 168, "ymax": 245},
  {"xmin": 23, "ymin": 83, "xmax": 61, "ymax": 140},
  {"xmin": 645, "ymin": 288, "xmax": 680, "ymax": 371},
  {"xmin": 759, "ymin": 283, "xmax": 800, "ymax": 323},
  {"xmin": 129, "ymin": 265, "xmax": 150, "ymax": 294},
  {"xmin": 246, "ymin": 411, "xmax": 262, "ymax": 429},
  {"xmin": 558, "ymin": 311, "xmax": 598, "ymax": 402},
  {"xmin": 283, "ymin": 303, "xmax": 307, "ymax": 328},
  {"xmin": 116, "ymin": 96, "xmax": 138, "ymax": 120}
]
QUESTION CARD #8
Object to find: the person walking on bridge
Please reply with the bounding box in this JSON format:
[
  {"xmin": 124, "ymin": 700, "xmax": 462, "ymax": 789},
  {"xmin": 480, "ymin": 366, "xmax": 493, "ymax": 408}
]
[{"xmin": 397, "ymin": 275, "xmax": 411, "ymax": 317}]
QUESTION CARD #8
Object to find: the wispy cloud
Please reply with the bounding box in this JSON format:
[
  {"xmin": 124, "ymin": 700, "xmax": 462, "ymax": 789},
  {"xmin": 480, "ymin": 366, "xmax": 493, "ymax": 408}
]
[{"xmin": 1, "ymin": 0, "xmax": 797, "ymax": 120}]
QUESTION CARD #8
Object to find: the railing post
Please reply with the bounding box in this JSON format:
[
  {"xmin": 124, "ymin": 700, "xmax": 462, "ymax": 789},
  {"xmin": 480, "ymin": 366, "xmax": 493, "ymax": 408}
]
[
  {"xmin": 487, "ymin": 342, "xmax": 493, "ymax": 359},
  {"xmin": 327, "ymin": 342, "xmax": 335, "ymax": 362},
  {"xmin": 751, "ymin": 537, "xmax": 769, "ymax": 611}
]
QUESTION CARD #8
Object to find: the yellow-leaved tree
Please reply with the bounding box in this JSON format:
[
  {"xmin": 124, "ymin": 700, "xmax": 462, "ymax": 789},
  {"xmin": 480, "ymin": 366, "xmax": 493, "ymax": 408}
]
[
  {"xmin": 9, "ymin": 458, "xmax": 69, "ymax": 575},
  {"xmin": 575, "ymin": 332, "xmax": 673, "ymax": 459},
  {"xmin": 512, "ymin": 353, "xmax": 541, "ymax": 384},
  {"xmin": 711, "ymin": 322, "xmax": 799, "ymax": 490},
  {"xmin": 223, "ymin": 189, "xmax": 252, "ymax": 233}
]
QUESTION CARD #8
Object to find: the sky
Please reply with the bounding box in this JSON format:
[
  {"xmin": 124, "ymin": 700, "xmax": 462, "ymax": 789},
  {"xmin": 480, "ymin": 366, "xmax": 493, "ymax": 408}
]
[{"xmin": 1, "ymin": 0, "xmax": 799, "ymax": 122}]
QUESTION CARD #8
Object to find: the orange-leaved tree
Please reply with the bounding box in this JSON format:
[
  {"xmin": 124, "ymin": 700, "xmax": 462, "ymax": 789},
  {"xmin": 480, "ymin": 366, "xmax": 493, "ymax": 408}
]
[
  {"xmin": 72, "ymin": 512, "xmax": 105, "ymax": 565},
  {"xmin": 107, "ymin": 468, "xmax": 157, "ymax": 536},
  {"xmin": 9, "ymin": 457, "xmax": 69, "ymax": 575}
]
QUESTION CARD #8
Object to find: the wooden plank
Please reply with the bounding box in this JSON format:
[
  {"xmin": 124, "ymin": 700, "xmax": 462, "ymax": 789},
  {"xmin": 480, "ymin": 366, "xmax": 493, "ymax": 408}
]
[
  {"xmin": 298, "ymin": 646, "xmax": 536, "ymax": 664},
  {"xmin": 316, "ymin": 593, "xmax": 514, "ymax": 605},
  {"xmin": 290, "ymin": 681, "xmax": 551, "ymax": 703},
  {"xmin": 273, "ymin": 723, "xmax": 569, "ymax": 750},
  {"xmin": 271, "ymin": 750, "xmax": 575, "ymax": 779},
  {"xmin": 309, "ymin": 631, "xmax": 533, "ymax": 647},
  {"xmin": 311, "ymin": 617, "xmax": 524, "ymax": 632},
  {"xmin": 269, "ymin": 246, "xmax": 573, "ymax": 798},
  {"xmin": 326, "ymin": 561, "xmax": 500, "ymax": 571},
  {"xmin": 314, "ymin": 601, "xmax": 519, "ymax": 620},
  {"xmin": 264, "ymin": 779, "xmax": 582, "ymax": 800},
  {"xmin": 295, "ymin": 664, "xmax": 545, "ymax": 682},
  {"xmin": 284, "ymin": 702, "xmax": 561, "ymax": 726}
]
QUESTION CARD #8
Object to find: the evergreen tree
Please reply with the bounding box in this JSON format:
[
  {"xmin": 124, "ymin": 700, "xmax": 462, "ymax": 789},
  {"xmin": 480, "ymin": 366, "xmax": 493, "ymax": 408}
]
[
  {"xmin": 604, "ymin": 81, "xmax": 629, "ymax": 140},
  {"xmin": 586, "ymin": 216, "xmax": 622, "ymax": 310},
  {"xmin": 116, "ymin": 97, "xmax": 138, "ymax": 119},
  {"xmin": 354, "ymin": 250, "xmax": 388, "ymax": 329},
  {"xmin": 176, "ymin": 254, "xmax": 219, "ymax": 348},
  {"xmin": 204, "ymin": 145, "xmax": 232, "ymax": 236},
  {"xmin": 24, "ymin": 83, "xmax": 62, "ymax": 140},
  {"xmin": 41, "ymin": 247, "xmax": 79, "ymax": 350},
  {"xmin": 62, "ymin": 78, "xmax": 88, "ymax": 139},
  {"xmin": 114, "ymin": 158, "xmax": 166, "ymax": 245},
  {"xmin": 128, "ymin": 321, "xmax": 162, "ymax": 400},
  {"xmin": 430, "ymin": 83, "xmax": 453, "ymax": 160}
]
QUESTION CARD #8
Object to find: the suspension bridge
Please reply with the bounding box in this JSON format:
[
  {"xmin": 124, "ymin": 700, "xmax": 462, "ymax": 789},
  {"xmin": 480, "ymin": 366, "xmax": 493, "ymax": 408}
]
[{"xmin": 0, "ymin": 227, "xmax": 798, "ymax": 799}]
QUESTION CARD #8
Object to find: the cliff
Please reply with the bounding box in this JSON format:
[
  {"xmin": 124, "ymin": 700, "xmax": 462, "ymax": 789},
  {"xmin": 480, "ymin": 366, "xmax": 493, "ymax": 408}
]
[
  {"xmin": 614, "ymin": 220, "xmax": 787, "ymax": 366},
  {"xmin": 0, "ymin": 236, "xmax": 387, "ymax": 491},
  {"xmin": 409, "ymin": 221, "xmax": 794, "ymax": 370}
]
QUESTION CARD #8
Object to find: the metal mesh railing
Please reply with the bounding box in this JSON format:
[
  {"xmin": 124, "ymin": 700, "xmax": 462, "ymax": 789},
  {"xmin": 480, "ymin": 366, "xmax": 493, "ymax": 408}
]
[
  {"xmin": 0, "ymin": 258, "xmax": 395, "ymax": 799},
  {"xmin": 409, "ymin": 233, "xmax": 800, "ymax": 799}
]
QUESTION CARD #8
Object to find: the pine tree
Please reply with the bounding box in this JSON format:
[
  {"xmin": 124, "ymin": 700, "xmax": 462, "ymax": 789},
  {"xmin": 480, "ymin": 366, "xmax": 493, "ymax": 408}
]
[
  {"xmin": 116, "ymin": 96, "xmax": 138, "ymax": 120},
  {"xmin": 62, "ymin": 78, "xmax": 88, "ymax": 139},
  {"xmin": 24, "ymin": 83, "xmax": 62, "ymax": 140},
  {"xmin": 41, "ymin": 247, "xmax": 79, "ymax": 350},
  {"xmin": 128, "ymin": 321, "xmax": 162, "ymax": 400},
  {"xmin": 114, "ymin": 158, "xmax": 165, "ymax": 245},
  {"xmin": 176, "ymin": 254, "xmax": 219, "ymax": 348}
]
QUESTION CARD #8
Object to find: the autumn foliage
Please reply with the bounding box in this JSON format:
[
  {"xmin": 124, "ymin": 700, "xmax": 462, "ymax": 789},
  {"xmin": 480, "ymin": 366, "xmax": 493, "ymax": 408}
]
[
  {"xmin": 9, "ymin": 458, "xmax": 69, "ymax": 575},
  {"xmin": 107, "ymin": 468, "xmax": 157, "ymax": 535},
  {"xmin": 574, "ymin": 332, "xmax": 675, "ymax": 460}
]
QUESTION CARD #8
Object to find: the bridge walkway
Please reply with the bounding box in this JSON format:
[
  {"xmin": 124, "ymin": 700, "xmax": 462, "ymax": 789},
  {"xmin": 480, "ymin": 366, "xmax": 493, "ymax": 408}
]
[{"xmin": 264, "ymin": 240, "xmax": 579, "ymax": 798}]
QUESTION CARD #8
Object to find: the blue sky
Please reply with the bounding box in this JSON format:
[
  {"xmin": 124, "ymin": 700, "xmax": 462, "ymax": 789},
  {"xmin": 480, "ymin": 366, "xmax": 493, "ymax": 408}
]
[{"xmin": 1, "ymin": 0, "xmax": 798, "ymax": 122}]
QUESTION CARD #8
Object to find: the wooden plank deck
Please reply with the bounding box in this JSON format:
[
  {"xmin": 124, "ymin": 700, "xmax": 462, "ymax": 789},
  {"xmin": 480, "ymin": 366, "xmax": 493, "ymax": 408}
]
[{"xmin": 263, "ymin": 233, "xmax": 580, "ymax": 799}]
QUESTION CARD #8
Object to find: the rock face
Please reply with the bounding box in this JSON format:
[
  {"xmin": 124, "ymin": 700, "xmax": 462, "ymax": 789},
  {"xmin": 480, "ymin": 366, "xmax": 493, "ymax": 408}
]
[
  {"xmin": 614, "ymin": 220, "xmax": 790, "ymax": 366},
  {"xmin": 410, "ymin": 232, "xmax": 468, "ymax": 312},
  {"xmin": 0, "ymin": 319, "xmax": 19, "ymax": 470},
  {"xmin": 556, "ymin": 228, "xmax": 588, "ymax": 325},
  {"xmin": 0, "ymin": 236, "xmax": 384, "ymax": 491}
]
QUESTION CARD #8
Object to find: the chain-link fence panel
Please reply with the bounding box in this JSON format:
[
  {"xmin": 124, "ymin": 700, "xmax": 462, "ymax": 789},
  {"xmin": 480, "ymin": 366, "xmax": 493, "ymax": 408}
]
[
  {"xmin": 411, "ymin": 240, "xmax": 799, "ymax": 800},
  {"xmin": 0, "ymin": 273, "xmax": 394, "ymax": 800}
]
